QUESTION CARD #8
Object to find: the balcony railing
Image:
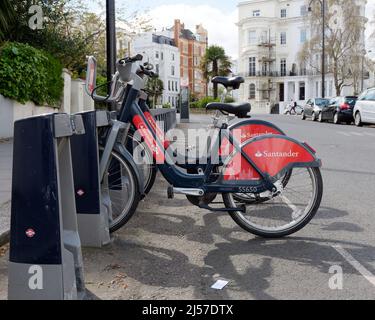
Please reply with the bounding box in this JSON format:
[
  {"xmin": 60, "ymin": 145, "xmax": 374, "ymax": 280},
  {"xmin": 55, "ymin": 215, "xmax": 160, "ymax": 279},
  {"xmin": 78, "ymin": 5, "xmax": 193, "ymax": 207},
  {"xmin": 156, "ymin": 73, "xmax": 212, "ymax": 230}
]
[
  {"xmin": 241, "ymin": 69, "xmax": 329, "ymax": 78},
  {"xmin": 258, "ymin": 37, "xmax": 276, "ymax": 47}
]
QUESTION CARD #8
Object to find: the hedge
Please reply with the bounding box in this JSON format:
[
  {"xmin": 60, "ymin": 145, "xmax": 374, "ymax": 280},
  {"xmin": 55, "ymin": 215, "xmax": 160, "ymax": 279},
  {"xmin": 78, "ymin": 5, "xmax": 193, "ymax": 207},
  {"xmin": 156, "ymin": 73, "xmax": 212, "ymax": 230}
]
[
  {"xmin": 0, "ymin": 42, "xmax": 63, "ymax": 106},
  {"xmin": 190, "ymin": 96, "xmax": 235, "ymax": 109}
]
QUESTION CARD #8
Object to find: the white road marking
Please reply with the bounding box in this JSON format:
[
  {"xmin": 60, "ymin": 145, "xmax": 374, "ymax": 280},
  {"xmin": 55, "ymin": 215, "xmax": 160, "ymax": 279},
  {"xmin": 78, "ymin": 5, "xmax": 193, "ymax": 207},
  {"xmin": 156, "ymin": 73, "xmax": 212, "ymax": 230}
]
[
  {"xmin": 363, "ymin": 132, "xmax": 375, "ymax": 137},
  {"xmin": 333, "ymin": 245, "xmax": 375, "ymax": 287},
  {"xmin": 337, "ymin": 131, "xmax": 375, "ymax": 138},
  {"xmin": 338, "ymin": 131, "xmax": 351, "ymax": 137}
]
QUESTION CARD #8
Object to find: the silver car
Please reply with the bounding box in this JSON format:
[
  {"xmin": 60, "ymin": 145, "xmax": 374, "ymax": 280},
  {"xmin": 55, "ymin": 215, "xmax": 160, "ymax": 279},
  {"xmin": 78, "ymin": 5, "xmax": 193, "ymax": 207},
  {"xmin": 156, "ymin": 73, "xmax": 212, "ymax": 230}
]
[{"xmin": 353, "ymin": 88, "xmax": 375, "ymax": 126}]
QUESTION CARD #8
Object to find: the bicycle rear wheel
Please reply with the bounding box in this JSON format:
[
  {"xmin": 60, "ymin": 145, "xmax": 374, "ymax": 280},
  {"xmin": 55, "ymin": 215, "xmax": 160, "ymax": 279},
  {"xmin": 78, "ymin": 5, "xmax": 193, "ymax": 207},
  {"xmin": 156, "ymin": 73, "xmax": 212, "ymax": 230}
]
[{"xmin": 223, "ymin": 167, "xmax": 323, "ymax": 238}]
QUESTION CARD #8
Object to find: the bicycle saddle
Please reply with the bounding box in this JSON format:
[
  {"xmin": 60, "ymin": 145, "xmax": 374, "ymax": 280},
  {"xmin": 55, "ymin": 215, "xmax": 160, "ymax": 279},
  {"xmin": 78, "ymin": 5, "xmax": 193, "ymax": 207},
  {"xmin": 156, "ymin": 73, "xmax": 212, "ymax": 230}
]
[
  {"xmin": 212, "ymin": 76, "xmax": 245, "ymax": 90},
  {"xmin": 206, "ymin": 102, "xmax": 251, "ymax": 118}
]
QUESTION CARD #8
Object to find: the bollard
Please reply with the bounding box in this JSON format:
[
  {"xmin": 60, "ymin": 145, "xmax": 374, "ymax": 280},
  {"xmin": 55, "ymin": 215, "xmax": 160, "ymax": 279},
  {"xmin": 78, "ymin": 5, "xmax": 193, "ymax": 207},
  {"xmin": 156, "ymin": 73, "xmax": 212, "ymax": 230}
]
[
  {"xmin": 71, "ymin": 111, "xmax": 111, "ymax": 248},
  {"xmin": 8, "ymin": 113, "xmax": 86, "ymax": 300}
]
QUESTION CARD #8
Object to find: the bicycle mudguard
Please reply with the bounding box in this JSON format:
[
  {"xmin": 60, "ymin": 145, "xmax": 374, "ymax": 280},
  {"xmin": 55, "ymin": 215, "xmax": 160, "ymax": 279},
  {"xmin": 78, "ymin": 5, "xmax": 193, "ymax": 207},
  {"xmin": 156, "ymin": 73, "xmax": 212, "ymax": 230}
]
[
  {"xmin": 223, "ymin": 135, "xmax": 321, "ymax": 182},
  {"xmin": 220, "ymin": 120, "xmax": 286, "ymax": 156},
  {"xmin": 114, "ymin": 143, "xmax": 145, "ymax": 196}
]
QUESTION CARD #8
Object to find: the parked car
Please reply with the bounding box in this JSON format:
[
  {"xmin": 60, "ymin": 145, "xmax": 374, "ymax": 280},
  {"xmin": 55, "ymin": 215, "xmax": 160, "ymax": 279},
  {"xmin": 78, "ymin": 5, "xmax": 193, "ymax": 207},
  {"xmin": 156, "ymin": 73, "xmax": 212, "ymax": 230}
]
[
  {"xmin": 353, "ymin": 88, "xmax": 375, "ymax": 126},
  {"xmin": 324, "ymin": 96, "xmax": 358, "ymax": 124},
  {"xmin": 301, "ymin": 98, "xmax": 330, "ymax": 122}
]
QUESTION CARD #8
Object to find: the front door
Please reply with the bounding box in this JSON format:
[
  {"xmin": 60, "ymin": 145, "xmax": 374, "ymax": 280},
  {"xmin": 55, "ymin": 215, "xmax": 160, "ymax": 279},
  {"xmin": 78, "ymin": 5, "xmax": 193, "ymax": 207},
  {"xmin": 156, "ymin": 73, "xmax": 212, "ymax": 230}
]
[{"xmin": 279, "ymin": 83, "xmax": 285, "ymax": 102}]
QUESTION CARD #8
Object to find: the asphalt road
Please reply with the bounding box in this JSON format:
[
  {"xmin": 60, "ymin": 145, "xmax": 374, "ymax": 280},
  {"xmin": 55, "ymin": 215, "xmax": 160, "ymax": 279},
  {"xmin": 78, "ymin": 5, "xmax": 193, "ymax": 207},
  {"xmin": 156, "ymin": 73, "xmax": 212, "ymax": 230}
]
[{"xmin": 1, "ymin": 114, "xmax": 375, "ymax": 300}]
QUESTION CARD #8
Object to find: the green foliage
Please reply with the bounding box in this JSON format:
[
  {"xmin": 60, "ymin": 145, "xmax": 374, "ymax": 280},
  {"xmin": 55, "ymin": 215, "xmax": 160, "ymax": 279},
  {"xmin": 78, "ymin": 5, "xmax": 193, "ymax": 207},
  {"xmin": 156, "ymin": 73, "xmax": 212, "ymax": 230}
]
[
  {"xmin": 190, "ymin": 96, "xmax": 235, "ymax": 109},
  {"xmin": 162, "ymin": 103, "xmax": 172, "ymax": 109},
  {"xmin": 0, "ymin": 0, "xmax": 14, "ymax": 40},
  {"xmin": 201, "ymin": 45, "xmax": 232, "ymax": 99},
  {"xmin": 0, "ymin": 42, "xmax": 63, "ymax": 106},
  {"xmin": 145, "ymin": 77, "xmax": 164, "ymax": 108},
  {"xmin": 1, "ymin": 1, "xmax": 152, "ymax": 76},
  {"xmin": 93, "ymin": 74, "xmax": 110, "ymax": 110}
]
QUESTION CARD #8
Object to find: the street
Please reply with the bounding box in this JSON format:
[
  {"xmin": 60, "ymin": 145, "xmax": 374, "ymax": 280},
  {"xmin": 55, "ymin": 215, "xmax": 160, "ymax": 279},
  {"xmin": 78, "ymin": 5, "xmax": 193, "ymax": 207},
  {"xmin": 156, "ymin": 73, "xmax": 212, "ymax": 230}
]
[{"xmin": 1, "ymin": 114, "xmax": 375, "ymax": 300}]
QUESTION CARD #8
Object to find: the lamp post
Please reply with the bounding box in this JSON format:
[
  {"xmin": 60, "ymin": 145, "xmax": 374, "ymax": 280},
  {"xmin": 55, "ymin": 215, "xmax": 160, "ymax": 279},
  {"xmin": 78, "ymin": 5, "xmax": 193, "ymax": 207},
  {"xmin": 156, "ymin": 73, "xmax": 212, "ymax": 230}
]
[
  {"xmin": 308, "ymin": 0, "xmax": 326, "ymax": 98},
  {"xmin": 106, "ymin": 0, "xmax": 116, "ymax": 87},
  {"xmin": 106, "ymin": 0, "xmax": 116, "ymax": 111}
]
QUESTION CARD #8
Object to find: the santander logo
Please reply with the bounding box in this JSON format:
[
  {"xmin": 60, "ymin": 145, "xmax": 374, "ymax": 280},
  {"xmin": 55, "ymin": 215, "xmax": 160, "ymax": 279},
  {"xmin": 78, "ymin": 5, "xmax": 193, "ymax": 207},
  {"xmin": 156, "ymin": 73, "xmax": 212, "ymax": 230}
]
[
  {"xmin": 255, "ymin": 150, "xmax": 300, "ymax": 158},
  {"xmin": 241, "ymin": 131, "xmax": 274, "ymax": 140}
]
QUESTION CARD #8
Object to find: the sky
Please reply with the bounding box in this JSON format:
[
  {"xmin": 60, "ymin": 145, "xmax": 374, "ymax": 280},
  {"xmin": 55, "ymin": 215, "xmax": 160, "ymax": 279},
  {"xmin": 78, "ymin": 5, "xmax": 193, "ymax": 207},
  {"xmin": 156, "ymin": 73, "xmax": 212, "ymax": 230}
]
[{"xmin": 91, "ymin": 0, "xmax": 375, "ymax": 59}]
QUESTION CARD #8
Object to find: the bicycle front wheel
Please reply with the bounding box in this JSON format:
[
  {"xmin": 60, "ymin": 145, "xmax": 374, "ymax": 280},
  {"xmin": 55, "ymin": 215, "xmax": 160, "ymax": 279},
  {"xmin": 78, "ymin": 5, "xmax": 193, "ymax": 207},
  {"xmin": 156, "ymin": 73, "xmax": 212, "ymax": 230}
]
[
  {"xmin": 101, "ymin": 149, "xmax": 141, "ymax": 233},
  {"xmin": 223, "ymin": 167, "xmax": 323, "ymax": 238}
]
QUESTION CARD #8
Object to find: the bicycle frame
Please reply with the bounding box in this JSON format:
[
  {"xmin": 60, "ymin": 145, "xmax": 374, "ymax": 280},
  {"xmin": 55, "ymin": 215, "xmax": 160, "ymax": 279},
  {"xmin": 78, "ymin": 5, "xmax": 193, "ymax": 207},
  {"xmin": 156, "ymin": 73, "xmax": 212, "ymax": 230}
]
[{"xmin": 118, "ymin": 77, "xmax": 320, "ymax": 195}]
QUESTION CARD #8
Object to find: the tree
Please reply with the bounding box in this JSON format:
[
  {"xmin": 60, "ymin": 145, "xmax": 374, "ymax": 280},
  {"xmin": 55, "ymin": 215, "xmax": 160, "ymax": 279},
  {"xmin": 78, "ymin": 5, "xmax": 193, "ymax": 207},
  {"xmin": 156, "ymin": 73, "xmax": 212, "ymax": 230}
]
[
  {"xmin": 201, "ymin": 45, "xmax": 232, "ymax": 99},
  {"xmin": 145, "ymin": 77, "xmax": 164, "ymax": 108},
  {"xmin": 1, "ymin": 1, "xmax": 151, "ymax": 75},
  {"xmin": 0, "ymin": 0, "xmax": 14, "ymax": 40},
  {"xmin": 298, "ymin": 0, "xmax": 366, "ymax": 96}
]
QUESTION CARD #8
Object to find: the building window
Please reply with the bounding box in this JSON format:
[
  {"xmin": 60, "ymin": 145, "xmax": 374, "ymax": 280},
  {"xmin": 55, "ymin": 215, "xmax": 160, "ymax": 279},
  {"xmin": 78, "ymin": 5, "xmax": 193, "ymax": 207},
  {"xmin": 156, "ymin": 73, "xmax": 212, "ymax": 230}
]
[
  {"xmin": 172, "ymin": 53, "xmax": 175, "ymax": 61},
  {"xmin": 156, "ymin": 51, "xmax": 159, "ymax": 59},
  {"xmin": 248, "ymin": 30, "xmax": 257, "ymax": 45},
  {"xmin": 161, "ymin": 52, "xmax": 164, "ymax": 60},
  {"xmin": 300, "ymin": 29, "xmax": 307, "ymax": 43},
  {"xmin": 194, "ymin": 56, "xmax": 199, "ymax": 67},
  {"xmin": 316, "ymin": 82, "xmax": 319, "ymax": 97},
  {"xmin": 280, "ymin": 32, "xmax": 287, "ymax": 45},
  {"xmin": 301, "ymin": 5, "xmax": 308, "ymax": 16},
  {"xmin": 280, "ymin": 58, "xmax": 287, "ymax": 76},
  {"xmin": 249, "ymin": 84, "xmax": 256, "ymax": 99},
  {"xmin": 281, "ymin": 9, "xmax": 287, "ymax": 18},
  {"xmin": 171, "ymin": 66, "xmax": 175, "ymax": 76},
  {"xmin": 329, "ymin": 81, "xmax": 333, "ymax": 97},
  {"xmin": 249, "ymin": 57, "xmax": 256, "ymax": 76},
  {"xmin": 252, "ymin": 10, "xmax": 261, "ymax": 17},
  {"xmin": 168, "ymin": 81, "xmax": 171, "ymax": 91},
  {"xmin": 156, "ymin": 64, "xmax": 159, "ymax": 75}
]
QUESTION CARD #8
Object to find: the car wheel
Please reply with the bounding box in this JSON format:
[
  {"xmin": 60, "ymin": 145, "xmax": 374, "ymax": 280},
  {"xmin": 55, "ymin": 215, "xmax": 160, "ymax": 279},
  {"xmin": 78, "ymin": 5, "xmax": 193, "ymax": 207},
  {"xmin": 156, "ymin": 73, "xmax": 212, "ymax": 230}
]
[
  {"xmin": 312, "ymin": 112, "xmax": 317, "ymax": 122},
  {"xmin": 333, "ymin": 113, "xmax": 340, "ymax": 125},
  {"xmin": 301, "ymin": 111, "xmax": 306, "ymax": 120},
  {"xmin": 355, "ymin": 112, "xmax": 363, "ymax": 127},
  {"xmin": 318, "ymin": 112, "xmax": 324, "ymax": 123}
]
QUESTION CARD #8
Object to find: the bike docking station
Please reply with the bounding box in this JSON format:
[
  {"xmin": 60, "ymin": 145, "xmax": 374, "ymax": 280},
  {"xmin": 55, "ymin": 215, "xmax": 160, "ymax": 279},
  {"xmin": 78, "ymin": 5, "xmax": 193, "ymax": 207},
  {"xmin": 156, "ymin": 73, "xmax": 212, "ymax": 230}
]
[
  {"xmin": 8, "ymin": 113, "xmax": 87, "ymax": 300},
  {"xmin": 71, "ymin": 110, "xmax": 111, "ymax": 248}
]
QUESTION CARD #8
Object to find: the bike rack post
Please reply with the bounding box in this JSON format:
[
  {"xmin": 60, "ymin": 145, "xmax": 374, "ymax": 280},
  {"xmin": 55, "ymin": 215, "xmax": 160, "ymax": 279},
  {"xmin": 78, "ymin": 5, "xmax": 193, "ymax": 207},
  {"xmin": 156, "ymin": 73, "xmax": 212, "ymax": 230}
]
[
  {"xmin": 70, "ymin": 111, "xmax": 111, "ymax": 248},
  {"xmin": 8, "ymin": 113, "xmax": 86, "ymax": 300},
  {"xmin": 180, "ymin": 87, "xmax": 190, "ymax": 123}
]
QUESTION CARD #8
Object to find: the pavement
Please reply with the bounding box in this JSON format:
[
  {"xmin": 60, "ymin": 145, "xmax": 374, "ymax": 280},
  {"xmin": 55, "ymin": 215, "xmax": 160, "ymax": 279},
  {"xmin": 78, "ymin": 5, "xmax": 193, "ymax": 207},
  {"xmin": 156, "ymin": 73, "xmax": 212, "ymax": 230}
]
[
  {"xmin": 1, "ymin": 114, "xmax": 375, "ymax": 300},
  {"xmin": 0, "ymin": 140, "xmax": 12, "ymax": 246}
]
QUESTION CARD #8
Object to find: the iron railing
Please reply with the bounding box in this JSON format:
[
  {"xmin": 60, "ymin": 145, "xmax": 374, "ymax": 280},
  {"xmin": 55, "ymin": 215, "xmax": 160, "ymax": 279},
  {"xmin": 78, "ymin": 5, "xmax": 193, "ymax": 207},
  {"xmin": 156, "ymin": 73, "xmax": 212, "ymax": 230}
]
[{"xmin": 150, "ymin": 109, "xmax": 177, "ymax": 133}]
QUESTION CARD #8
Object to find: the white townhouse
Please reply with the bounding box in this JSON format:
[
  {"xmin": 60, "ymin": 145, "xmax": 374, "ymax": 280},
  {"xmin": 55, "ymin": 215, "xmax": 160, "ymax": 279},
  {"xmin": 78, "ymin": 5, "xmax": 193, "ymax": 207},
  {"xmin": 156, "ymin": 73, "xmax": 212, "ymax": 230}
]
[
  {"xmin": 237, "ymin": 0, "xmax": 369, "ymax": 114},
  {"xmin": 133, "ymin": 32, "xmax": 181, "ymax": 108}
]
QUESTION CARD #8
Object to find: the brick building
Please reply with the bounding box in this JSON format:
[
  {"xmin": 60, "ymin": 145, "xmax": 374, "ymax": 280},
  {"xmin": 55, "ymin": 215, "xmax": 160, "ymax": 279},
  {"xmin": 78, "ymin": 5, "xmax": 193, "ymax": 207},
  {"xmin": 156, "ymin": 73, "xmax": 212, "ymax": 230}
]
[{"xmin": 169, "ymin": 20, "xmax": 208, "ymax": 98}]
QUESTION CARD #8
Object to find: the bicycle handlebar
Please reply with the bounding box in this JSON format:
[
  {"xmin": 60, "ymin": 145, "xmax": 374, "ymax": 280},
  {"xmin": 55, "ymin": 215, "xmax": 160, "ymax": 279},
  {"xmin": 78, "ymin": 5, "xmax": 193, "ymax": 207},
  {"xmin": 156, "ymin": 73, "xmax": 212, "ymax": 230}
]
[
  {"xmin": 118, "ymin": 54, "xmax": 143, "ymax": 65},
  {"xmin": 137, "ymin": 64, "xmax": 158, "ymax": 78}
]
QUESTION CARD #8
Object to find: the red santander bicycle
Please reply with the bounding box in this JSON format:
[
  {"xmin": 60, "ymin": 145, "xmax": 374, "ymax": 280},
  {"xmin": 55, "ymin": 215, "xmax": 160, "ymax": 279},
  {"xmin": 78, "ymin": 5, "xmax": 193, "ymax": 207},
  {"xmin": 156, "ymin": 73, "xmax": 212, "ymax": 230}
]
[{"xmin": 87, "ymin": 55, "xmax": 324, "ymax": 238}]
